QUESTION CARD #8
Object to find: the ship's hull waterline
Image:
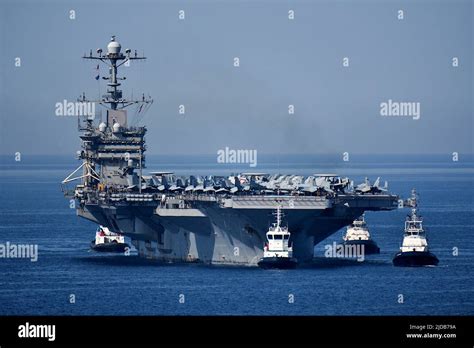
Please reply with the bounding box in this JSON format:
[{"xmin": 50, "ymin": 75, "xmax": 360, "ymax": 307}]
[
  {"xmin": 258, "ymin": 257, "xmax": 298, "ymax": 269},
  {"xmin": 77, "ymin": 194, "xmax": 398, "ymax": 265},
  {"xmin": 392, "ymin": 251, "xmax": 439, "ymax": 267}
]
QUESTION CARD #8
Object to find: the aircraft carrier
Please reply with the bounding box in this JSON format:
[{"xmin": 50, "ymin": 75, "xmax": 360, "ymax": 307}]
[{"xmin": 62, "ymin": 37, "xmax": 400, "ymax": 265}]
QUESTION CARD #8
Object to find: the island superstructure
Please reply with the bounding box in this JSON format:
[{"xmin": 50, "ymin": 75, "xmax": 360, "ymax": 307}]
[{"xmin": 62, "ymin": 36, "xmax": 400, "ymax": 265}]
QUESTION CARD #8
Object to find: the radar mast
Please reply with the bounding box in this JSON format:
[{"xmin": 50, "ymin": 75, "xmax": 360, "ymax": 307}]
[{"xmin": 81, "ymin": 35, "xmax": 152, "ymax": 112}]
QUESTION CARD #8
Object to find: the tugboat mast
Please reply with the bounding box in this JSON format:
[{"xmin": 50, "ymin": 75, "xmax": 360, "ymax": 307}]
[
  {"xmin": 407, "ymin": 189, "xmax": 420, "ymax": 224},
  {"xmin": 275, "ymin": 205, "xmax": 282, "ymax": 228}
]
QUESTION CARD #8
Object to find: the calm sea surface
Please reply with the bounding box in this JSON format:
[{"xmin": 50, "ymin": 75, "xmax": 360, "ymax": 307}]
[{"xmin": 0, "ymin": 154, "xmax": 473, "ymax": 315}]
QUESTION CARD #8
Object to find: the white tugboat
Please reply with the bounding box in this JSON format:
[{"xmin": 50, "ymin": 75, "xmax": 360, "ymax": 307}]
[
  {"xmin": 342, "ymin": 214, "xmax": 380, "ymax": 254},
  {"xmin": 258, "ymin": 206, "xmax": 298, "ymax": 269},
  {"xmin": 90, "ymin": 226, "xmax": 130, "ymax": 253},
  {"xmin": 393, "ymin": 189, "xmax": 438, "ymax": 267}
]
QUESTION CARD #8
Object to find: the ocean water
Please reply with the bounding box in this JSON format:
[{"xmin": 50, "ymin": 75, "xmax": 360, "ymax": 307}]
[{"xmin": 0, "ymin": 154, "xmax": 473, "ymax": 315}]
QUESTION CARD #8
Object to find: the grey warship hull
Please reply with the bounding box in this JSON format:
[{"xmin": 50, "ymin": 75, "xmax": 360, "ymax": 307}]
[{"xmin": 76, "ymin": 194, "xmax": 398, "ymax": 265}]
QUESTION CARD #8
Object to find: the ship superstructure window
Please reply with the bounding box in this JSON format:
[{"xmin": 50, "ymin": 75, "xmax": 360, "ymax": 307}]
[
  {"xmin": 267, "ymin": 235, "xmax": 273, "ymax": 239},
  {"xmin": 284, "ymin": 235, "xmax": 289, "ymax": 240},
  {"xmin": 274, "ymin": 235, "xmax": 283, "ymax": 240}
]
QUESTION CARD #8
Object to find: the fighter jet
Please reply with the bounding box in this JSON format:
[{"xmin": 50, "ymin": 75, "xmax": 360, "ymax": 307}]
[
  {"xmin": 355, "ymin": 177, "xmax": 388, "ymax": 194},
  {"xmin": 168, "ymin": 177, "xmax": 185, "ymax": 192},
  {"xmin": 303, "ymin": 174, "xmax": 350, "ymax": 194},
  {"xmin": 149, "ymin": 171, "xmax": 174, "ymax": 191}
]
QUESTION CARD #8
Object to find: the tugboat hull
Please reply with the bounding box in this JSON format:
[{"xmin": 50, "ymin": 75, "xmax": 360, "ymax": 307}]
[
  {"xmin": 343, "ymin": 239, "xmax": 380, "ymax": 254},
  {"xmin": 258, "ymin": 257, "xmax": 298, "ymax": 269},
  {"xmin": 392, "ymin": 251, "xmax": 438, "ymax": 267},
  {"xmin": 90, "ymin": 241, "xmax": 130, "ymax": 253}
]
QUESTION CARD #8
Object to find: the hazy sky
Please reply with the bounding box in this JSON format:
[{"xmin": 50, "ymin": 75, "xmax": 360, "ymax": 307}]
[{"xmin": 0, "ymin": 0, "xmax": 472, "ymax": 156}]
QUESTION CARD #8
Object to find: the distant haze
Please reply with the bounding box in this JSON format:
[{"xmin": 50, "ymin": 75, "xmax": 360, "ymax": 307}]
[{"xmin": 0, "ymin": 0, "xmax": 472, "ymax": 156}]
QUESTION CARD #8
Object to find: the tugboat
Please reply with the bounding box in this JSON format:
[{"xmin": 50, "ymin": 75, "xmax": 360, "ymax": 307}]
[
  {"xmin": 258, "ymin": 206, "xmax": 298, "ymax": 269},
  {"xmin": 393, "ymin": 190, "xmax": 439, "ymax": 267},
  {"xmin": 90, "ymin": 226, "xmax": 130, "ymax": 252},
  {"xmin": 342, "ymin": 214, "xmax": 380, "ymax": 254}
]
